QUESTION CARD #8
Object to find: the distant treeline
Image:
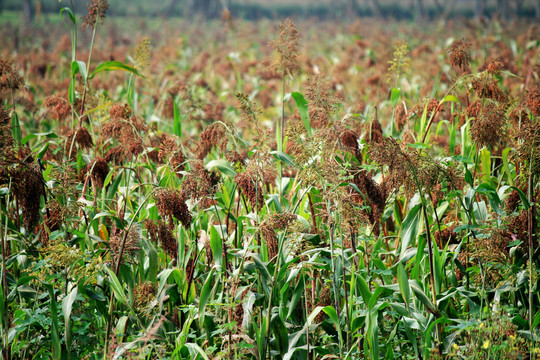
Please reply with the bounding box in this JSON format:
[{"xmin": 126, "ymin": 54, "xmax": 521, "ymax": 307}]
[{"xmin": 1, "ymin": 0, "xmax": 538, "ymax": 21}]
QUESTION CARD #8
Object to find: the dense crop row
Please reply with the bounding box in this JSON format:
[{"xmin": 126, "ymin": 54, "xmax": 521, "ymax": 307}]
[{"xmin": 0, "ymin": 3, "xmax": 539, "ymax": 359}]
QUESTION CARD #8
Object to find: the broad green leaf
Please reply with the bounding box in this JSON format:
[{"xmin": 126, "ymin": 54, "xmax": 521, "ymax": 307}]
[
  {"xmin": 90, "ymin": 61, "xmax": 144, "ymax": 79},
  {"xmin": 62, "ymin": 286, "xmax": 78, "ymax": 355},
  {"xmin": 184, "ymin": 343, "xmax": 210, "ymax": 360},
  {"xmin": 502, "ymin": 147, "xmax": 513, "ymax": 185},
  {"xmin": 410, "ymin": 281, "xmax": 437, "ymax": 315},
  {"xmin": 21, "ymin": 133, "xmax": 37, "ymax": 145},
  {"xmin": 209, "ymin": 227, "xmax": 223, "ymax": 269},
  {"xmin": 11, "ymin": 111, "xmax": 21, "ymax": 144},
  {"xmin": 357, "ymin": 273, "xmax": 372, "ymax": 305},
  {"xmin": 105, "ymin": 267, "xmax": 127, "ymax": 305},
  {"xmin": 442, "ymin": 95, "xmax": 459, "ymax": 103},
  {"xmin": 291, "ymin": 91, "xmax": 311, "ymax": 136},
  {"xmin": 271, "ymin": 314, "xmax": 289, "ymax": 356},
  {"xmin": 323, "ymin": 306, "xmax": 341, "ymax": 332},
  {"xmin": 71, "ymin": 60, "xmax": 88, "ymax": 83},
  {"xmin": 449, "ymin": 120, "xmax": 456, "ymax": 154},
  {"xmin": 173, "ymin": 101, "xmax": 182, "ymax": 137},
  {"xmin": 91, "ymin": 212, "xmax": 124, "ymax": 230},
  {"xmin": 532, "ymin": 311, "xmax": 540, "ymax": 329},
  {"xmin": 400, "ymin": 204, "xmax": 422, "ymax": 260},
  {"xmin": 44, "ymin": 284, "xmax": 61, "ymax": 360},
  {"xmin": 60, "ymin": 7, "xmax": 76, "ymax": 24},
  {"xmin": 480, "ymin": 148, "xmax": 491, "ymax": 183},
  {"xmin": 205, "ymin": 159, "xmax": 236, "ymax": 177},
  {"xmin": 397, "ymin": 264, "xmax": 411, "ymax": 308},
  {"xmin": 509, "ymin": 186, "xmax": 530, "ymax": 210},
  {"xmin": 116, "ymin": 315, "xmax": 129, "ymax": 341},
  {"xmin": 270, "ymin": 151, "xmax": 295, "ymax": 167},
  {"xmin": 390, "ymin": 87, "xmax": 401, "ymax": 107},
  {"xmin": 199, "ymin": 269, "xmax": 214, "ymax": 328}
]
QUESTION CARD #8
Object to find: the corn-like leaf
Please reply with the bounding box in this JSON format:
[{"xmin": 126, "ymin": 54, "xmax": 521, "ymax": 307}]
[
  {"xmin": 198, "ymin": 269, "xmax": 214, "ymax": 328},
  {"xmin": 44, "ymin": 283, "xmax": 61, "ymax": 360},
  {"xmin": 400, "ymin": 204, "xmax": 422, "ymax": 260},
  {"xmin": 62, "ymin": 286, "xmax": 78, "ymax": 355},
  {"xmin": 105, "ymin": 267, "xmax": 127, "ymax": 305},
  {"xmin": 90, "ymin": 61, "xmax": 144, "ymax": 79},
  {"xmin": 173, "ymin": 101, "xmax": 182, "ymax": 137},
  {"xmin": 291, "ymin": 92, "xmax": 311, "ymax": 136},
  {"xmin": 205, "ymin": 159, "xmax": 236, "ymax": 177},
  {"xmin": 397, "ymin": 264, "xmax": 410, "ymax": 308}
]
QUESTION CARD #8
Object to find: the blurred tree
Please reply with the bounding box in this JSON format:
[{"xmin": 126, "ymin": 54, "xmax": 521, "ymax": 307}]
[
  {"xmin": 416, "ymin": 0, "xmax": 425, "ymax": 20},
  {"xmin": 496, "ymin": 0, "xmax": 509, "ymax": 19},
  {"xmin": 475, "ymin": 0, "xmax": 485, "ymax": 18},
  {"xmin": 23, "ymin": 0, "xmax": 34, "ymax": 23},
  {"xmin": 369, "ymin": 0, "xmax": 383, "ymax": 17},
  {"xmin": 189, "ymin": 0, "xmax": 223, "ymax": 18},
  {"xmin": 433, "ymin": 0, "xmax": 455, "ymax": 17}
]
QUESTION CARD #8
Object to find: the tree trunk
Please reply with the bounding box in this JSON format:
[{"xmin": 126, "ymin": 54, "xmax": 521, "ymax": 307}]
[
  {"xmin": 475, "ymin": 0, "xmax": 484, "ymax": 19},
  {"xmin": 23, "ymin": 0, "xmax": 34, "ymax": 24},
  {"xmin": 370, "ymin": 0, "xmax": 382, "ymax": 17},
  {"xmin": 416, "ymin": 0, "xmax": 425, "ymax": 21},
  {"xmin": 191, "ymin": 0, "xmax": 221, "ymax": 19},
  {"xmin": 496, "ymin": 0, "xmax": 509, "ymax": 20}
]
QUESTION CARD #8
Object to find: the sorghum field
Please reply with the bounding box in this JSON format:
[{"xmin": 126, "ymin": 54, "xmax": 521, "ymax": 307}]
[{"xmin": 0, "ymin": 2, "xmax": 539, "ymax": 359}]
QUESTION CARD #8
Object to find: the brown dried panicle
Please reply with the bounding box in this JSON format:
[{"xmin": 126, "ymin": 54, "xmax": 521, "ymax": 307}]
[
  {"xmin": 506, "ymin": 183, "xmax": 527, "ymax": 213},
  {"xmin": 195, "ymin": 122, "xmax": 228, "ymax": 160},
  {"xmin": 369, "ymin": 119, "xmax": 384, "ymax": 144},
  {"xmin": 225, "ymin": 150, "xmax": 248, "ymax": 168},
  {"xmin": 269, "ymin": 18, "xmax": 300, "ymax": 77},
  {"xmin": 434, "ymin": 225, "xmax": 458, "ymax": 248},
  {"xmin": 235, "ymin": 170, "xmax": 264, "ymax": 211},
  {"xmin": 181, "ymin": 160, "xmax": 220, "ymax": 203},
  {"xmin": 0, "ymin": 58, "xmax": 25, "ymax": 91},
  {"xmin": 145, "ymin": 219, "xmax": 178, "ymax": 259},
  {"xmin": 340, "ymin": 129, "xmax": 360, "ymax": 161},
  {"xmin": 104, "ymin": 145, "xmax": 125, "ymax": 165},
  {"xmin": 109, "ymin": 103, "xmax": 134, "ymax": 121},
  {"xmin": 0, "ymin": 105, "xmax": 13, "ymax": 151},
  {"xmin": 109, "ymin": 225, "xmax": 141, "ymax": 265},
  {"xmin": 154, "ymin": 188, "xmax": 192, "ymax": 229},
  {"xmin": 394, "ymin": 102, "xmax": 408, "ymax": 131},
  {"xmin": 516, "ymin": 121, "xmax": 540, "ymax": 176},
  {"xmin": 260, "ymin": 213, "xmax": 296, "ymax": 260},
  {"xmin": 470, "ymin": 103, "xmax": 506, "ymax": 149},
  {"xmin": 480, "ymin": 58, "xmax": 505, "ymax": 76},
  {"xmin": 82, "ymin": 0, "xmax": 108, "ymax": 31},
  {"xmin": 448, "ymin": 39, "xmax": 471, "ymax": 74},
  {"xmin": 349, "ymin": 167, "xmax": 386, "ymax": 235},
  {"xmin": 305, "ymin": 75, "xmax": 338, "ymax": 128},
  {"xmin": 1, "ymin": 163, "xmax": 45, "ymax": 229},
  {"xmin": 526, "ymin": 88, "xmax": 540, "ymax": 116},
  {"xmin": 471, "ymin": 75, "xmax": 507, "ymax": 103},
  {"xmin": 44, "ymin": 95, "xmax": 71, "ymax": 121},
  {"xmin": 65, "ymin": 127, "xmax": 93, "ymax": 158},
  {"xmin": 88, "ymin": 157, "xmax": 109, "ymax": 189}
]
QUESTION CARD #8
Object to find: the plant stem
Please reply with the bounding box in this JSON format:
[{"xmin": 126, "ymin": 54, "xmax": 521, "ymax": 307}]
[
  {"xmin": 421, "ymin": 204, "xmax": 442, "ymax": 355},
  {"xmin": 1, "ymin": 180, "xmax": 12, "ymax": 360},
  {"xmin": 527, "ymin": 161, "xmax": 535, "ymax": 359}
]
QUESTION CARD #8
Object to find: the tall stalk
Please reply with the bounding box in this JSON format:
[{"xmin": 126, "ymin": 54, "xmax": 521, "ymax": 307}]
[
  {"xmin": 527, "ymin": 159, "xmax": 536, "ymax": 360},
  {"xmin": 79, "ymin": 23, "xmax": 98, "ymax": 125},
  {"xmin": 1, "ymin": 179, "xmax": 12, "ymax": 360}
]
